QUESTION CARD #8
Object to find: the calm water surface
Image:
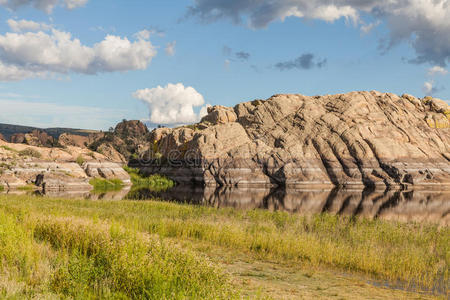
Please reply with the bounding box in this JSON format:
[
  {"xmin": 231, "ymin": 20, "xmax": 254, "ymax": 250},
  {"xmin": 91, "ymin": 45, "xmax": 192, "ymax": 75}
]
[{"xmin": 11, "ymin": 185, "xmax": 447, "ymax": 226}]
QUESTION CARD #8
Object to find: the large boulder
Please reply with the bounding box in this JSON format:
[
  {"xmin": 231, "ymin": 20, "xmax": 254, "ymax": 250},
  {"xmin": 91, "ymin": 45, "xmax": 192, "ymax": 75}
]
[
  {"xmin": 114, "ymin": 120, "xmax": 149, "ymax": 138},
  {"xmin": 200, "ymin": 105, "xmax": 237, "ymax": 125},
  {"xmin": 423, "ymin": 96, "xmax": 449, "ymax": 113},
  {"xmin": 58, "ymin": 133, "xmax": 90, "ymax": 148},
  {"xmin": 136, "ymin": 91, "xmax": 450, "ymax": 190},
  {"xmin": 84, "ymin": 162, "xmax": 131, "ymax": 185}
]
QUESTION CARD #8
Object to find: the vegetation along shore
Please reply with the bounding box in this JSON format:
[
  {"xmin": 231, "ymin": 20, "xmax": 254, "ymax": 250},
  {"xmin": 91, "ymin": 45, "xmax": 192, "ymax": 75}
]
[{"xmin": 0, "ymin": 193, "xmax": 447, "ymax": 299}]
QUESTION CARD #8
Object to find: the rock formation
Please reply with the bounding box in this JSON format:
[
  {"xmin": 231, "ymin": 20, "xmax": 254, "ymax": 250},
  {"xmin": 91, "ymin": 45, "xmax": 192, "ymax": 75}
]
[
  {"xmin": 58, "ymin": 133, "xmax": 90, "ymax": 148},
  {"xmin": 135, "ymin": 91, "xmax": 450, "ymax": 190},
  {"xmin": 0, "ymin": 133, "xmax": 5, "ymax": 141},
  {"xmin": 0, "ymin": 140, "xmax": 130, "ymax": 192},
  {"xmin": 88, "ymin": 120, "xmax": 151, "ymax": 161},
  {"xmin": 11, "ymin": 130, "xmax": 58, "ymax": 147}
]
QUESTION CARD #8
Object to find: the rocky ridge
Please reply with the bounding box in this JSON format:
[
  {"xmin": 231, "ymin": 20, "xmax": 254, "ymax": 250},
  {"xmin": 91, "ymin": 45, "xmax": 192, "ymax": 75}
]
[
  {"xmin": 136, "ymin": 91, "xmax": 450, "ymax": 190},
  {"xmin": 0, "ymin": 140, "xmax": 130, "ymax": 192}
]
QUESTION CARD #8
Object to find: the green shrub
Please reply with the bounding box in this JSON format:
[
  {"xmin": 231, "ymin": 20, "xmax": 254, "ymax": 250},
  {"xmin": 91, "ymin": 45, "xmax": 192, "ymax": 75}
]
[
  {"xmin": 18, "ymin": 148, "xmax": 42, "ymax": 159},
  {"xmin": 75, "ymin": 155, "xmax": 84, "ymax": 166},
  {"xmin": 124, "ymin": 166, "xmax": 174, "ymax": 191},
  {"xmin": 0, "ymin": 185, "xmax": 4, "ymax": 192},
  {"xmin": 89, "ymin": 178, "xmax": 123, "ymax": 193}
]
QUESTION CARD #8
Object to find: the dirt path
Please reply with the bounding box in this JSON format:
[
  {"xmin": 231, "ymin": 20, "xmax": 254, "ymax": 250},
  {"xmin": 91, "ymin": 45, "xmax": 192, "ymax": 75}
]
[{"xmin": 178, "ymin": 240, "xmax": 443, "ymax": 299}]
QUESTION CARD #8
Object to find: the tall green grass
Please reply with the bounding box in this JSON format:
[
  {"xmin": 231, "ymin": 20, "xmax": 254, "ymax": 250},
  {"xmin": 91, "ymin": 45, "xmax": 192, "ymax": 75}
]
[
  {"xmin": 0, "ymin": 207, "xmax": 235, "ymax": 299},
  {"xmin": 0, "ymin": 194, "xmax": 448, "ymax": 295}
]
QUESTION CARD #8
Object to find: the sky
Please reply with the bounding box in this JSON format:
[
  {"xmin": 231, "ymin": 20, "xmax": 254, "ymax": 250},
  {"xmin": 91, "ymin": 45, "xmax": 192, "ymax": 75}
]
[{"xmin": 0, "ymin": 0, "xmax": 449, "ymax": 130}]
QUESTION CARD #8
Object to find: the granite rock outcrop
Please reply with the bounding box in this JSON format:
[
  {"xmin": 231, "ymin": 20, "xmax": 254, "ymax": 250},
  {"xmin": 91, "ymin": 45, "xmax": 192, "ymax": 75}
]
[
  {"xmin": 136, "ymin": 91, "xmax": 450, "ymax": 190},
  {"xmin": 0, "ymin": 140, "xmax": 130, "ymax": 192},
  {"xmin": 87, "ymin": 120, "xmax": 151, "ymax": 161}
]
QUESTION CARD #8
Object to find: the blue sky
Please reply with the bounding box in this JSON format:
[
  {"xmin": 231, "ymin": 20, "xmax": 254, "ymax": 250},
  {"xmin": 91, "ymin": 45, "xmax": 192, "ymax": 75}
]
[{"xmin": 0, "ymin": 0, "xmax": 448, "ymax": 129}]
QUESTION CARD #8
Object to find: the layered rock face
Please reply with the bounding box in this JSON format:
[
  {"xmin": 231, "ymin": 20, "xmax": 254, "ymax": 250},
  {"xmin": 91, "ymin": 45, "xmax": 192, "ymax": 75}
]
[
  {"xmin": 138, "ymin": 91, "xmax": 450, "ymax": 189},
  {"xmin": 0, "ymin": 140, "xmax": 130, "ymax": 192}
]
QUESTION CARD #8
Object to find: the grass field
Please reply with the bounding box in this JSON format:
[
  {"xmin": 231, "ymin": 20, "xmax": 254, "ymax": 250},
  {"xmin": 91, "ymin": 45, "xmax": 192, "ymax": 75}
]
[{"xmin": 0, "ymin": 194, "xmax": 448, "ymax": 299}]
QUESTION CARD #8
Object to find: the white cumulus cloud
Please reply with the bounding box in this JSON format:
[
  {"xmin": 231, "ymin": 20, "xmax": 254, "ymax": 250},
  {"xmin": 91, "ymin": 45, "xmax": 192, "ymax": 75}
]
[
  {"xmin": 7, "ymin": 19, "xmax": 52, "ymax": 32},
  {"xmin": 0, "ymin": 23, "xmax": 157, "ymax": 81},
  {"xmin": 133, "ymin": 83, "xmax": 209, "ymax": 125}
]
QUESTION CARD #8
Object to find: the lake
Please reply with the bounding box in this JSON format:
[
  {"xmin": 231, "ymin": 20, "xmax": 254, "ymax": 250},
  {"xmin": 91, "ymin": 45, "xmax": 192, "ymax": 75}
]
[{"xmin": 12, "ymin": 185, "xmax": 448, "ymax": 226}]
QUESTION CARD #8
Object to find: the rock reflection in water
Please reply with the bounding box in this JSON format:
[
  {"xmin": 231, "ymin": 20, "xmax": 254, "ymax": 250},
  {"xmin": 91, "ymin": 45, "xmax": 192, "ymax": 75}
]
[
  {"xmin": 15, "ymin": 185, "xmax": 449, "ymax": 225},
  {"xmin": 126, "ymin": 186, "xmax": 449, "ymax": 226}
]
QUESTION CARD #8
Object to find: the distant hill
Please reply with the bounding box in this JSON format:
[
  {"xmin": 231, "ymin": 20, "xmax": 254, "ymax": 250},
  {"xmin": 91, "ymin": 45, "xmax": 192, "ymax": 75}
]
[{"xmin": 0, "ymin": 123, "xmax": 99, "ymax": 141}]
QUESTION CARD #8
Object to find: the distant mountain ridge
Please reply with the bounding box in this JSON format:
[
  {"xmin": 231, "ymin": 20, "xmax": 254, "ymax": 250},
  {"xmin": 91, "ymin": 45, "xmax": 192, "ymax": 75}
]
[{"xmin": 0, "ymin": 123, "xmax": 99, "ymax": 141}]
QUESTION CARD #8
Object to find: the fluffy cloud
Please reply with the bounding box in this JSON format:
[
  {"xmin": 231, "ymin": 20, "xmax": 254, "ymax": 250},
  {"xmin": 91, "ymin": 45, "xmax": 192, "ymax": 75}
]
[
  {"xmin": 0, "ymin": 21, "xmax": 156, "ymax": 81},
  {"xmin": 0, "ymin": 0, "xmax": 87, "ymax": 13},
  {"xmin": 133, "ymin": 83, "xmax": 209, "ymax": 125},
  {"xmin": 7, "ymin": 19, "xmax": 52, "ymax": 32},
  {"xmin": 428, "ymin": 66, "xmax": 448, "ymax": 76},
  {"xmin": 188, "ymin": 0, "xmax": 450, "ymax": 66},
  {"xmin": 165, "ymin": 41, "xmax": 176, "ymax": 56},
  {"xmin": 275, "ymin": 53, "xmax": 326, "ymax": 70}
]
